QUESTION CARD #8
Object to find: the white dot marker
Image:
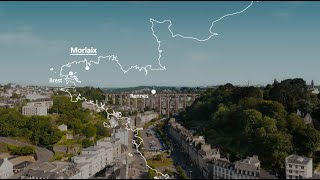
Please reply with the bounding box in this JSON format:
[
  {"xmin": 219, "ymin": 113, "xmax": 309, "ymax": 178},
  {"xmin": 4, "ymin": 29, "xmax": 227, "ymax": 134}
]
[
  {"xmin": 85, "ymin": 66, "xmax": 90, "ymax": 70},
  {"xmin": 69, "ymin": 71, "xmax": 73, "ymax": 76},
  {"xmin": 151, "ymin": 89, "xmax": 156, "ymax": 95}
]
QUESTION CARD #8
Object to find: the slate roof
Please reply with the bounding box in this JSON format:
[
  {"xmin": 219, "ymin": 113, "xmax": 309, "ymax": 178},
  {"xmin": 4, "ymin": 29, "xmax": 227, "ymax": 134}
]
[{"xmin": 286, "ymin": 154, "xmax": 312, "ymax": 165}]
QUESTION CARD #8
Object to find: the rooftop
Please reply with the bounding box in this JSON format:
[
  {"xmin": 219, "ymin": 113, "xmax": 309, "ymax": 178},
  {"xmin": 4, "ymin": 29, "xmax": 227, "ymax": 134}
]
[
  {"xmin": 25, "ymin": 169, "xmax": 57, "ymax": 179},
  {"xmin": 75, "ymin": 154, "xmax": 96, "ymax": 159},
  {"xmin": 98, "ymin": 137, "xmax": 120, "ymax": 143},
  {"xmin": 286, "ymin": 154, "xmax": 312, "ymax": 165},
  {"xmin": 32, "ymin": 162, "xmax": 57, "ymax": 172},
  {"xmin": 82, "ymin": 146, "xmax": 104, "ymax": 151}
]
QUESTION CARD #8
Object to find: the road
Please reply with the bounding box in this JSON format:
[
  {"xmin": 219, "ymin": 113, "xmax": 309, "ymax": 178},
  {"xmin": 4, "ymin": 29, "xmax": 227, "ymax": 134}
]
[{"xmin": 0, "ymin": 136, "xmax": 54, "ymax": 179}]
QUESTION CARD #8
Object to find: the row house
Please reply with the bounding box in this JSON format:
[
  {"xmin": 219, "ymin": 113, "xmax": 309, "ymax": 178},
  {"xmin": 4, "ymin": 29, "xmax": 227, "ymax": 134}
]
[
  {"xmin": 168, "ymin": 120, "xmax": 221, "ymax": 178},
  {"xmin": 168, "ymin": 119, "xmax": 262, "ymax": 179}
]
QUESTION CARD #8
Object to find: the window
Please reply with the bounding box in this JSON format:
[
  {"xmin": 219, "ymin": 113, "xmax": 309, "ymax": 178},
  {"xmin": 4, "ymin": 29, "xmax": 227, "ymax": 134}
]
[
  {"xmin": 301, "ymin": 166, "xmax": 304, "ymax": 169},
  {"xmin": 295, "ymin": 165, "xmax": 298, "ymax": 169},
  {"xmin": 289, "ymin": 164, "xmax": 292, "ymax": 168},
  {"xmin": 295, "ymin": 171, "xmax": 298, "ymax": 174},
  {"xmin": 289, "ymin": 170, "xmax": 292, "ymax": 173}
]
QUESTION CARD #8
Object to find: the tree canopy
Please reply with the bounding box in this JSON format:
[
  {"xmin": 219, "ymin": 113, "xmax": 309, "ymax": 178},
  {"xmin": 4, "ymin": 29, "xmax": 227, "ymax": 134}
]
[{"xmin": 181, "ymin": 78, "xmax": 320, "ymax": 171}]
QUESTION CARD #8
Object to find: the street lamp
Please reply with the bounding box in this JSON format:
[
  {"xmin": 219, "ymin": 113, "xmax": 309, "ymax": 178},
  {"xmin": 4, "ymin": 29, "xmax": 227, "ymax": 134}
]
[{"xmin": 189, "ymin": 170, "xmax": 192, "ymax": 179}]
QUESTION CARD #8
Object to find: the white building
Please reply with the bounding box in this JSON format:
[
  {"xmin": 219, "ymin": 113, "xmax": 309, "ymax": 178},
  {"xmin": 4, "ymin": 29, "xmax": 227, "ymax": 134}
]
[
  {"xmin": 285, "ymin": 154, "xmax": 313, "ymax": 179},
  {"xmin": 72, "ymin": 146, "xmax": 113, "ymax": 178},
  {"xmin": 113, "ymin": 127, "xmax": 129, "ymax": 147},
  {"xmin": 0, "ymin": 158, "xmax": 14, "ymax": 179},
  {"xmin": 109, "ymin": 117, "xmax": 119, "ymax": 128},
  {"xmin": 211, "ymin": 156, "xmax": 261, "ymax": 179},
  {"xmin": 96, "ymin": 137, "xmax": 122, "ymax": 161},
  {"xmin": 312, "ymin": 88, "xmax": 319, "ymax": 94},
  {"xmin": 22, "ymin": 105, "xmax": 47, "ymax": 116},
  {"xmin": 233, "ymin": 155, "xmax": 261, "ymax": 179},
  {"xmin": 26, "ymin": 101, "xmax": 53, "ymax": 110},
  {"xmin": 58, "ymin": 124, "xmax": 68, "ymax": 132}
]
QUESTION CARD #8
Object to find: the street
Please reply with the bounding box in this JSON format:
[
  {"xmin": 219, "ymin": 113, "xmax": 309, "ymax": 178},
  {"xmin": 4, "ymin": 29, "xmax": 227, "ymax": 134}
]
[{"xmin": 0, "ymin": 136, "xmax": 54, "ymax": 179}]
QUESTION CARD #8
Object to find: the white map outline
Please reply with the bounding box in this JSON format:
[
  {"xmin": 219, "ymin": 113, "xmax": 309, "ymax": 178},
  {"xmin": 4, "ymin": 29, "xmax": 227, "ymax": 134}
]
[{"xmin": 55, "ymin": 1, "xmax": 257, "ymax": 179}]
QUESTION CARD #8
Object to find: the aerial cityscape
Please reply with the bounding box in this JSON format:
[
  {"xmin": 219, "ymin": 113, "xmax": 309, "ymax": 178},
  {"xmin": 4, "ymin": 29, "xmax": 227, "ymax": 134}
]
[{"xmin": 1, "ymin": 1, "xmax": 320, "ymax": 180}]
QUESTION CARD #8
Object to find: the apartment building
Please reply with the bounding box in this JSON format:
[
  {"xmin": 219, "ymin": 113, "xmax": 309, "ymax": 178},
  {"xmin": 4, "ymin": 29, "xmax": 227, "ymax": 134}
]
[
  {"xmin": 26, "ymin": 101, "xmax": 53, "ymax": 110},
  {"xmin": 233, "ymin": 155, "xmax": 261, "ymax": 179},
  {"xmin": 22, "ymin": 105, "xmax": 47, "ymax": 116},
  {"xmin": 285, "ymin": 154, "xmax": 313, "ymax": 179},
  {"xmin": 72, "ymin": 146, "xmax": 113, "ymax": 178},
  {"xmin": 96, "ymin": 137, "xmax": 122, "ymax": 160},
  {"xmin": 113, "ymin": 126, "xmax": 129, "ymax": 147}
]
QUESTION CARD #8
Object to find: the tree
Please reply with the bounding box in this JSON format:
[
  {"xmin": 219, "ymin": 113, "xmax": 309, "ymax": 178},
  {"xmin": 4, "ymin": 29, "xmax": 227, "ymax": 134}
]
[
  {"xmin": 286, "ymin": 113, "xmax": 305, "ymax": 133},
  {"xmin": 82, "ymin": 124, "xmax": 97, "ymax": 138},
  {"xmin": 260, "ymin": 116, "xmax": 277, "ymax": 133},
  {"xmin": 176, "ymin": 166, "xmax": 188, "ymax": 179},
  {"xmin": 239, "ymin": 109, "xmax": 263, "ymax": 136},
  {"xmin": 95, "ymin": 123, "xmax": 111, "ymax": 138},
  {"xmin": 293, "ymin": 127, "xmax": 320, "ymax": 157},
  {"xmin": 148, "ymin": 168, "xmax": 157, "ymax": 179},
  {"xmin": 269, "ymin": 78, "xmax": 308, "ymax": 113},
  {"xmin": 11, "ymin": 93, "xmax": 19, "ymax": 99},
  {"xmin": 82, "ymin": 138, "xmax": 95, "ymax": 148},
  {"xmin": 297, "ymin": 99, "xmax": 313, "ymax": 117}
]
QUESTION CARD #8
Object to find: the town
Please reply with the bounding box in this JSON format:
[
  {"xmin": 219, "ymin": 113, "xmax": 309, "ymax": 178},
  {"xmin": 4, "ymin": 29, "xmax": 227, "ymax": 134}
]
[{"xmin": 1, "ymin": 79, "xmax": 320, "ymax": 179}]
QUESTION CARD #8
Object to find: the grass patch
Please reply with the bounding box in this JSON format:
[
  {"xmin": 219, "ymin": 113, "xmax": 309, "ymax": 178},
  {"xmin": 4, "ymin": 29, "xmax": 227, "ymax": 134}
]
[
  {"xmin": 147, "ymin": 153, "xmax": 173, "ymax": 168},
  {"xmin": 50, "ymin": 152, "xmax": 74, "ymax": 162},
  {"xmin": 144, "ymin": 118, "xmax": 158, "ymax": 129},
  {"xmin": 55, "ymin": 135, "xmax": 82, "ymax": 146},
  {"xmin": 0, "ymin": 142, "xmax": 8, "ymax": 152},
  {"xmin": 9, "ymin": 136, "xmax": 31, "ymax": 144}
]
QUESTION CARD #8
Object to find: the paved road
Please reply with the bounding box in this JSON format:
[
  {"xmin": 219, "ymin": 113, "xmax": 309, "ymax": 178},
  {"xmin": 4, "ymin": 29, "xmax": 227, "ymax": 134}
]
[{"xmin": 0, "ymin": 136, "xmax": 54, "ymax": 179}]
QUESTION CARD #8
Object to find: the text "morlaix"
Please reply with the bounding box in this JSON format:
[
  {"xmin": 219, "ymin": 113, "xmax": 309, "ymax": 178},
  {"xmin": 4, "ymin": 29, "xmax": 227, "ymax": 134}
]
[{"xmin": 71, "ymin": 47, "xmax": 97, "ymax": 54}]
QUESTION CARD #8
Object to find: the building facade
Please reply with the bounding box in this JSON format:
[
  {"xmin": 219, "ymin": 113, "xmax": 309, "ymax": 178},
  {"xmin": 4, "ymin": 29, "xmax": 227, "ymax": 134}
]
[
  {"xmin": 22, "ymin": 105, "xmax": 47, "ymax": 116},
  {"xmin": 168, "ymin": 119, "xmax": 262, "ymax": 179},
  {"xmin": 0, "ymin": 158, "xmax": 14, "ymax": 179},
  {"xmin": 285, "ymin": 154, "xmax": 313, "ymax": 179},
  {"xmin": 96, "ymin": 137, "xmax": 122, "ymax": 161}
]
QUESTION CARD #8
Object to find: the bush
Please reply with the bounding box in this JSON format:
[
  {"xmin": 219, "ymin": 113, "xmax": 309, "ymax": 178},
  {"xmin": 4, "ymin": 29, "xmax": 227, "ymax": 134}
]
[
  {"xmin": 177, "ymin": 166, "xmax": 188, "ymax": 179},
  {"xmin": 7, "ymin": 145, "xmax": 35, "ymax": 156},
  {"xmin": 82, "ymin": 138, "xmax": 95, "ymax": 148}
]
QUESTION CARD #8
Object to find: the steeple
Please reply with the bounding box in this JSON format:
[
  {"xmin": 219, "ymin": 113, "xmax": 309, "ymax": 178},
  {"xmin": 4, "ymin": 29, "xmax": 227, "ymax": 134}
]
[{"xmin": 311, "ymin": 80, "xmax": 314, "ymax": 89}]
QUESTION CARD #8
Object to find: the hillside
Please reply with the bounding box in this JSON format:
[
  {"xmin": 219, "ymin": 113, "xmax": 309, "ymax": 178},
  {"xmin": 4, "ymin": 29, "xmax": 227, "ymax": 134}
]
[{"xmin": 180, "ymin": 78, "xmax": 320, "ymax": 170}]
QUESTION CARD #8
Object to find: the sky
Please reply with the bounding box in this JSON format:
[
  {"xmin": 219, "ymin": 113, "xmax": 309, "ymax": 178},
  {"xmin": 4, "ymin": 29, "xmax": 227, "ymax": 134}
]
[{"xmin": 0, "ymin": 1, "xmax": 319, "ymax": 88}]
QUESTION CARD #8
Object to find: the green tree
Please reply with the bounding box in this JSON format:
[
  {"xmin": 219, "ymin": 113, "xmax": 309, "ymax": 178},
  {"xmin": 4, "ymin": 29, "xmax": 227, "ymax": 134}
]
[
  {"xmin": 293, "ymin": 127, "xmax": 320, "ymax": 157},
  {"xmin": 82, "ymin": 124, "xmax": 97, "ymax": 138},
  {"xmin": 269, "ymin": 78, "xmax": 308, "ymax": 113},
  {"xmin": 286, "ymin": 113, "xmax": 305, "ymax": 133},
  {"xmin": 95, "ymin": 123, "xmax": 111, "ymax": 138},
  {"xmin": 82, "ymin": 138, "xmax": 95, "ymax": 148},
  {"xmin": 297, "ymin": 99, "xmax": 313, "ymax": 117},
  {"xmin": 148, "ymin": 168, "xmax": 157, "ymax": 179}
]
